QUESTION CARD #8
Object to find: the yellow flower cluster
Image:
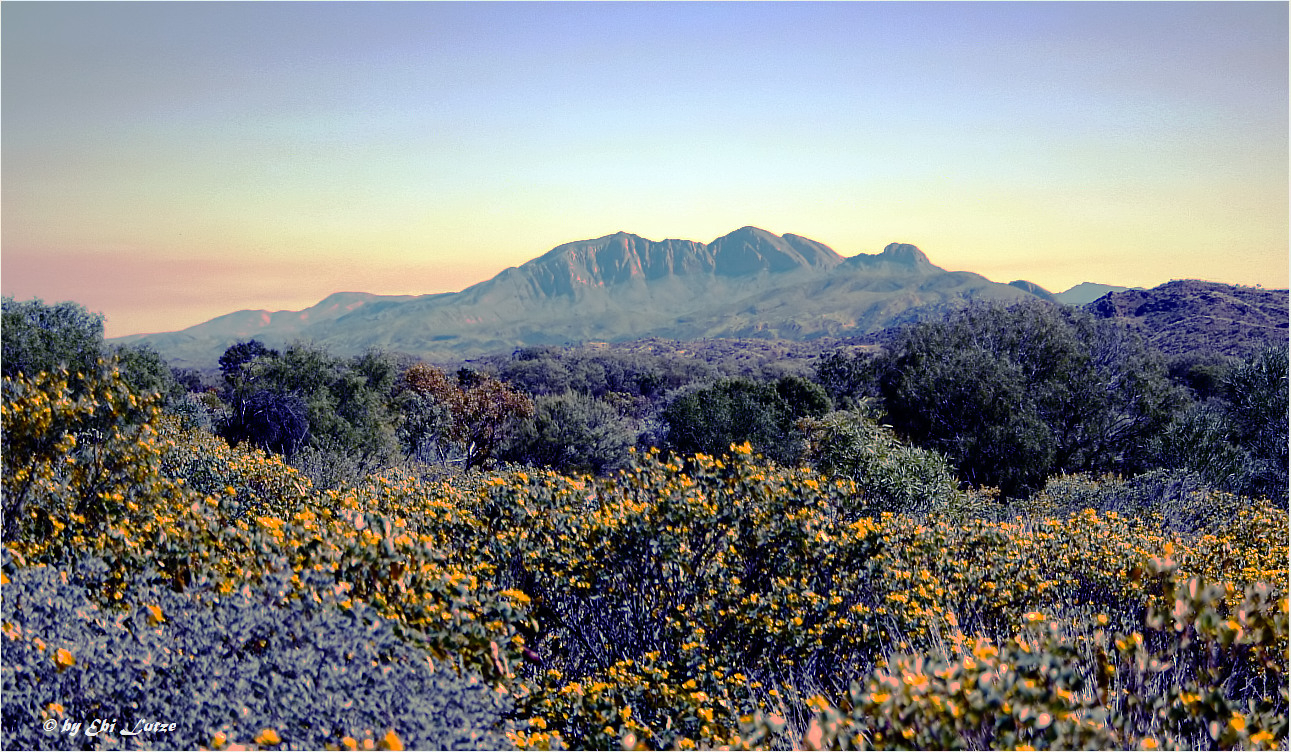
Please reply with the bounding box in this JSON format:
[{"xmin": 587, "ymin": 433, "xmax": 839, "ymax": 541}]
[{"xmin": 4, "ymin": 368, "xmax": 1285, "ymax": 750}]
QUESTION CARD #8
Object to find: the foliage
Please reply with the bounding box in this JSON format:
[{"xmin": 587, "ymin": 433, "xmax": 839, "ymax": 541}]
[
  {"xmin": 813, "ymin": 347, "xmax": 880, "ymax": 410},
  {"xmin": 1, "ymin": 563, "xmax": 512, "ymax": 751},
  {"xmin": 1, "ymin": 298, "xmax": 105, "ymax": 391},
  {"xmin": 875, "ymin": 299, "xmax": 1180, "ymax": 497},
  {"xmin": 2, "ymin": 365, "xmax": 534, "ymax": 709},
  {"xmin": 487, "ymin": 339, "xmax": 826, "ymax": 402},
  {"xmin": 1, "ymin": 367, "xmax": 171, "ymax": 562},
  {"xmin": 468, "ymin": 446, "xmax": 1284, "ymax": 750},
  {"xmin": 1, "ymin": 298, "xmax": 183, "ymax": 411},
  {"xmin": 501, "ymin": 390, "xmax": 641, "ymax": 475},
  {"xmin": 796, "ymin": 558, "xmax": 1286, "ymax": 751},
  {"xmin": 1156, "ymin": 346, "xmax": 1289, "ymax": 505},
  {"xmin": 222, "ymin": 389, "xmax": 311, "ymax": 461},
  {"xmin": 404, "ymin": 363, "xmax": 534, "ymax": 472},
  {"xmin": 107, "ymin": 343, "xmax": 185, "ymax": 407},
  {"xmin": 216, "ymin": 342, "xmax": 404, "ymax": 485},
  {"xmin": 799, "ymin": 407, "xmax": 959, "ymax": 515},
  {"xmin": 1165, "ymin": 350, "xmax": 1233, "ymax": 403},
  {"xmin": 218, "ymin": 339, "xmax": 278, "ymax": 392},
  {"xmin": 1213, "ymin": 347, "xmax": 1288, "ymax": 503},
  {"xmin": 662, "ymin": 376, "xmax": 831, "ymax": 465},
  {"xmin": 3, "ymin": 324, "xmax": 1286, "ymax": 751}
]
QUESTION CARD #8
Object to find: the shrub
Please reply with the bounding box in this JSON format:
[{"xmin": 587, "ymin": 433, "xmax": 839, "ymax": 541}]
[
  {"xmin": 799, "ymin": 407, "xmax": 958, "ymax": 516},
  {"xmin": 403, "ymin": 364, "xmax": 534, "ymax": 472},
  {"xmin": 795, "ymin": 557, "xmax": 1287, "ymax": 751},
  {"xmin": 4, "ymin": 329, "xmax": 1285, "ymax": 751},
  {"xmin": 1, "ymin": 563, "xmax": 513, "ymax": 751},
  {"xmin": 501, "ymin": 391, "xmax": 640, "ymax": 475},
  {"xmin": 662, "ymin": 376, "xmax": 830, "ymax": 465},
  {"xmin": 1155, "ymin": 346, "xmax": 1289, "ymax": 507}
]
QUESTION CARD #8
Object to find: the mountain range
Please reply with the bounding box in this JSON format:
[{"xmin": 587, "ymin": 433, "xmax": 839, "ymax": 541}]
[
  {"xmin": 114, "ymin": 227, "xmax": 1047, "ymax": 366},
  {"xmin": 112, "ymin": 226, "xmax": 1279, "ymax": 367}
]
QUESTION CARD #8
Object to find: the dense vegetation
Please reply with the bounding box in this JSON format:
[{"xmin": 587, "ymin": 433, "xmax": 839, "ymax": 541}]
[{"xmin": 2, "ymin": 295, "xmax": 1286, "ymax": 750}]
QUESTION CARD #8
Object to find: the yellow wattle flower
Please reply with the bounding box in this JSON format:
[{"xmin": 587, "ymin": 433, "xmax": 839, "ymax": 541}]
[
  {"xmin": 254, "ymin": 728, "xmax": 280, "ymax": 746},
  {"xmin": 53, "ymin": 648, "xmax": 75, "ymax": 672}
]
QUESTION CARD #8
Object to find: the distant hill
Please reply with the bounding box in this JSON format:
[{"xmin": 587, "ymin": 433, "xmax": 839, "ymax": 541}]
[
  {"xmin": 1085, "ymin": 280, "xmax": 1289, "ymax": 358},
  {"xmin": 1008, "ymin": 280, "xmax": 1056, "ymax": 301},
  {"xmin": 112, "ymin": 291, "xmax": 418, "ymax": 352},
  {"xmin": 1055, "ymin": 282, "xmax": 1135, "ymax": 306},
  {"xmin": 115, "ymin": 227, "xmax": 1038, "ymax": 367}
]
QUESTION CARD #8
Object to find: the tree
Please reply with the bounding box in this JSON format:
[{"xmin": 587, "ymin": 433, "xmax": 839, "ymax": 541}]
[
  {"xmin": 218, "ymin": 340, "xmax": 278, "ymax": 394},
  {"xmin": 214, "ymin": 342, "xmax": 403, "ymax": 481},
  {"xmin": 404, "ymin": 363, "xmax": 534, "ymax": 471},
  {"xmin": 1, "ymin": 297, "xmax": 104, "ymax": 388},
  {"xmin": 814, "ymin": 347, "xmax": 879, "ymax": 410},
  {"xmin": 501, "ymin": 391, "xmax": 640, "ymax": 475},
  {"xmin": 1158, "ymin": 346, "xmax": 1289, "ymax": 504},
  {"xmin": 875, "ymin": 300, "xmax": 1179, "ymax": 498},
  {"xmin": 662, "ymin": 376, "xmax": 831, "ymax": 464},
  {"xmin": 222, "ymin": 389, "xmax": 310, "ymax": 460}
]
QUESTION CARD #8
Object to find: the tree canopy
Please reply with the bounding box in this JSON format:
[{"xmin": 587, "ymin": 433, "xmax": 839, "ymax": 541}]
[{"xmin": 874, "ymin": 300, "xmax": 1179, "ymax": 497}]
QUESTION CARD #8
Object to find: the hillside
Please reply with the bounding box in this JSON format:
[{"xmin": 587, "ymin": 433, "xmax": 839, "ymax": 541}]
[
  {"xmin": 112, "ymin": 291, "xmax": 419, "ymax": 354},
  {"xmin": 1055, "ymin": 282, "xmax": 1135, "ymax": 305},
  {"xmin": 1085, "ymin": 280, "xmax": 1289, "ymax": 358},
  {"xmin": 116, "ymin": 228, "xmax": 1037, "ymax": 366}
]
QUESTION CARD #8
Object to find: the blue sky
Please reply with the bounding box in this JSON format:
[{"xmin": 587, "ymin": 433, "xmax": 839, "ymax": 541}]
[{"xmin": 3, "ymin": 1, "xmax": 1286, "ymax": 337}]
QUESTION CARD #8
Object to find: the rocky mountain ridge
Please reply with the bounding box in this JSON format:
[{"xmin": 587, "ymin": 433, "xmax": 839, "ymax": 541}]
[{"xmin": 111, "ymin": 227, "xmax": 1281, "ymax": 367}]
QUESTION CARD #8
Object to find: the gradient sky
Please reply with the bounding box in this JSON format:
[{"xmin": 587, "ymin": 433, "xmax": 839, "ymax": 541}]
[{"xmin": 3, "ymin": 1, "xmax": 1287, "ymax": 337}]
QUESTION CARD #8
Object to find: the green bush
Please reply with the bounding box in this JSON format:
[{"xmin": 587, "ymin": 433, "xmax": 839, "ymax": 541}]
[
  {"xmin": 662, "ymin": 376, "xmax": 830, "ymax": 465},
  {"xmin": 799, "ymin": 406, "xmax": 959, "ymax": 516},
  {"xmin": 501, "ymin": 391, "xmax": 640, "ymax": 475},
  {"xmin": 875, "ymin": 300, "xmax": 1179, "ymax": 498},
  {"xmin": 1, "ymin": 298, "xmax": 104, "ymax": 388}
]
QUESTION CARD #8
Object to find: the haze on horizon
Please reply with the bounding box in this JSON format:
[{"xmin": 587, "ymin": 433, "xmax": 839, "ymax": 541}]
[{"xmin": 3, "ymin": 1, "xmax": 1286, "ymax": 338}]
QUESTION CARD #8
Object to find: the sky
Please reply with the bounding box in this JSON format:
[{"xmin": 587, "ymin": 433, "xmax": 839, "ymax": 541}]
[{"xmin": 3, "ymin": 1, "xmax": 1287, "ymax": 338}]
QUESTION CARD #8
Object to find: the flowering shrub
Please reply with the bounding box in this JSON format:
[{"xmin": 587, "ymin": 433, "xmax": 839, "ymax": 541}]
[
  {"xmin": 2, "ymin": 367, "xmax": 532, "ymax": 748},
  {"xmin": 795, "ymin": 558, "xmax": 1287, "ymax": 750},
  {"xmin": 2, "ymin": 563, "xmax": 510, "ymax": 750},
  {"xmin": 2, "ymin": 367, "xmax": 188, "ymax": 578},
  {"xmin": 464, "ymin": 446, "xmax": 1285, "ymax": 749},
  {"xmin": 3, "ymin": 363, "xmax": 1285, "ymax": 750}
]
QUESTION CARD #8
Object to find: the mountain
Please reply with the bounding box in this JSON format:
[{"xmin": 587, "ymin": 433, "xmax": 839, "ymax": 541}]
[
  {"xmin": 1085, "ymin": 280, "xmax": 1289, "ymax": 358},
  {"xmin": 1008, "ymin": 280, "xmax": 1056, "ymax": 301},
  {"xmin": 111, "ymin": 228, "xmax": 1051, "ymax": 367},
  {"xmin": 1055, "ymin": 282, "xmax": 1135, "ymax": 306},
  {"xmin": 113, "ymin": 291, "xmax": 418, "ymax": 353}
]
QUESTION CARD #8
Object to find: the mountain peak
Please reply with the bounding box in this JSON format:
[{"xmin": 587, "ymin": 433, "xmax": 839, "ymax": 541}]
[
  {"xmin": 709, "ymin": 227, "xmax": 844, "ymax": 276},
  {"xmin": 879, "ymin": 242, "xmax": 932, "ymax": 267},
  {"xmin": 720, "ymin": 225, "xmax": 780, "ymax": 240}
]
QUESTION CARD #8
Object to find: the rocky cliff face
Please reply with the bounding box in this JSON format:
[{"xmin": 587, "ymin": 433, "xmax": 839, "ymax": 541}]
[{"xmin": 485, "ymin": 226, "xmax": 846, "ymax": 302}]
